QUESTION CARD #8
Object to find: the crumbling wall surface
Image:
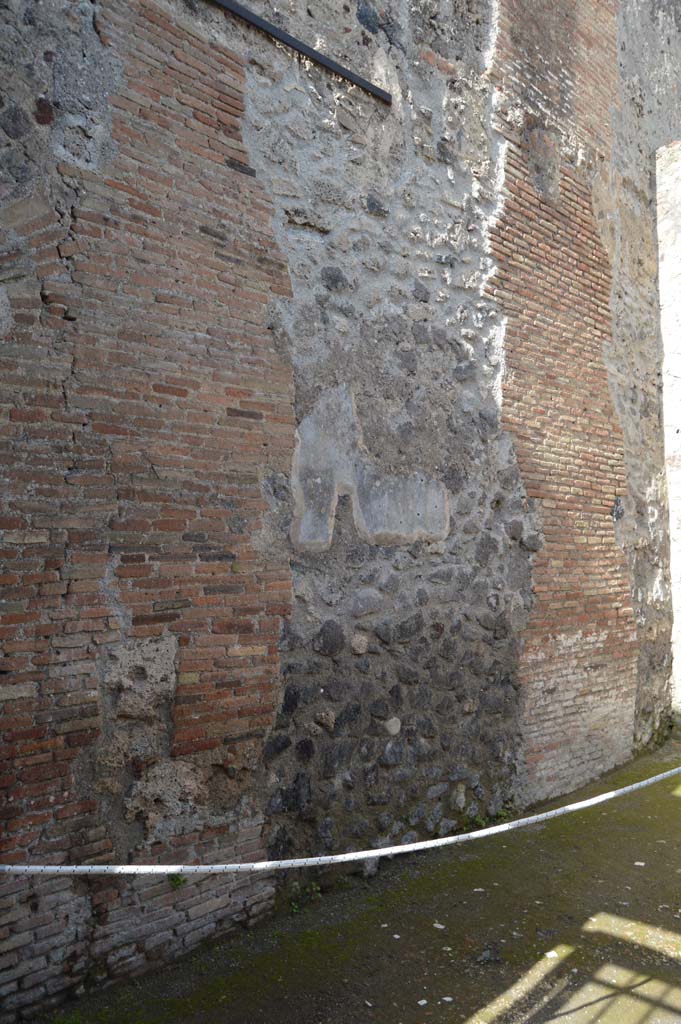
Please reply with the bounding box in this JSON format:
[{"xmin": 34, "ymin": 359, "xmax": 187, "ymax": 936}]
[
  {"xmin": 215, "ymin": 0, "xmax": 540, "ymax": 860},
  {"xmin": 487, "ymin": 0, "xmax": 679, "ymax": 802},
  {"xmin": 0, "ymin": 0, "xmax": 294, "ymax": 1018},
  {"xmin": 488, "ymin": 0, "xmax": 641, "ymax": 802},
  {"xmin": 598, "ymin": 0, "xmax": 681, "ymax": 744},
  {"xmin": 1, "ymin": 0, "xmax": 680, "ymax": 1017}
]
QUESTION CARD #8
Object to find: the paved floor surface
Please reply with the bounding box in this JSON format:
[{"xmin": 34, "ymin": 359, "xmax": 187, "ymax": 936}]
[{"xmin": 44, "ymin": 734, "xmax": 681, "ymax": 1024}]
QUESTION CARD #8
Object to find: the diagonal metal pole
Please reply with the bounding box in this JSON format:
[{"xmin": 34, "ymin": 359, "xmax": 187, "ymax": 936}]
[{"xmin": 210, "ymin": 0, "xmax": 392, "ymax": 104}]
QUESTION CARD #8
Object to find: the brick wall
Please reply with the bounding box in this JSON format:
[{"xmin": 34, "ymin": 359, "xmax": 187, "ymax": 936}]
[
  {"xmin": 490, "ymin": 0, "xmax": 640, "ymax": 800},
  {"xmin": 0, "ymin": 0, "xmax": 293, "ymax": 1017},
  {"xmin": 489, "ymin": 149, "xmax": 639, "ymax": 799},
  {"xmin": 0, "ymin": 0, "xmax": 674, "ymax": 1016}
]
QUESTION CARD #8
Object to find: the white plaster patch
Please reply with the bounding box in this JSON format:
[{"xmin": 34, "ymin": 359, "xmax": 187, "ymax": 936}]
[{"xmin": 291, "ymin": 385, "xmax": 450, "ymax": 551}]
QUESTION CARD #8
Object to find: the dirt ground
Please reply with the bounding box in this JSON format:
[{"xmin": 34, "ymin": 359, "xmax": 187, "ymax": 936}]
[{"xmin": 43, "ymin": 733, "xmax": 681, "ymax": 1024}]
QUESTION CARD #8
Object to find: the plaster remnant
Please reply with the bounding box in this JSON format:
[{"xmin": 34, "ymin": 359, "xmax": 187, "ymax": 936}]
[
  {"xmin": 291, "ymin": 385, "xmax": 450, "ymax": 551},
  {"xmin": 83, "ymin": 636, "xmax": 180, "ymax": 853}
]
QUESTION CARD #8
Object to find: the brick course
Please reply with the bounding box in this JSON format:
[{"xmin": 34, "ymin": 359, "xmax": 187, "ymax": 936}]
[
  {"xmin": 0, "ymin": 0, "xmax": 293, "ymax": 1016},
  {"xmin": 0, "ymin": 0, "xmax": 676, "ymax": 1018},
  {"xmin": 490, "ymin": 0, "xmax": 640, "ymax": 799}
]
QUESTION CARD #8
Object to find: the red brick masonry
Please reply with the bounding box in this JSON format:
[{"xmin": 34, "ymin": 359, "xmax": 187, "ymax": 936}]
[{"xmin": 0, "ymin": 0, "xmax": 294, "ymax": 1015}]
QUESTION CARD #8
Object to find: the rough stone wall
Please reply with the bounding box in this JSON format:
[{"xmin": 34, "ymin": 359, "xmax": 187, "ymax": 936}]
[
  {"xmin": 0, "ymin": 0, "xmax": 293, "ymax": 1017},
  {"xmin": 1, "ymin": 0, "xmax": 679, "ymax": 1019},
  {"xmin": 229, "ymin": 0, "xmax": 538, "ymax": 860}
]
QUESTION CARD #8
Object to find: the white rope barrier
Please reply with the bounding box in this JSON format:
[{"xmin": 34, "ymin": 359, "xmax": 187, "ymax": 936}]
[{"xmin": 2, "ymin": 763, "xmax": 680, "ymax": 877}]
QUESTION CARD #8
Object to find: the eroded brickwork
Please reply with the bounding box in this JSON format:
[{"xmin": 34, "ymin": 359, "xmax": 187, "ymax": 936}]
[
  {"xmin": 489, "ymin": 0, "xmax": 677, "ymax": 799},
  {"xmin": 1, "ymin": 0, "xmax": 680, "ymax": 1018},
  {"xmin": 0, "ymin": 0, "xmax": 293, "ymax": 1016},
  {"xmin": 490, "ymin": 148, "xmax": 638, "ymax": 798}
]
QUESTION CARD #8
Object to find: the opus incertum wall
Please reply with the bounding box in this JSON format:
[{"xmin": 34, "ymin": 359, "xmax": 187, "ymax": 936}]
[{"xmin": 0, "ymin": 0, "xmax": 680, "ymax": 1018}]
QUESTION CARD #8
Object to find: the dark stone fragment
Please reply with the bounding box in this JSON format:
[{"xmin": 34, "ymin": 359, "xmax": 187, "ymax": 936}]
[
  {"xmin": 396, "ymin": 350, "xmax": 417, "ymax": 375},
  {"xmin": 317, "ymin": 818, "xmax": 335, "ymax": 848},
  {"xmin": 380, "ymin": 739, "xmax": 404, "ymax": 766},
  {"xmin": 225, "ymin": 156, "xmax": 256, "ymax": 177},
  {"xmin": 444, "ymin": 465, "xmax": 465, "ymax": 491},
  {"xmin": 268, "ymin": 827, "xmax": 294, "ymax": 859},
  {"xmin": 322, "ymin": 739, "xmax": 354, "ymax": 778},
  {"xmin": 267, "ymin": 472, "xmax": 291, "ymax": 501},
  {"xmin": 415, "ymin": 737, "xmax": 435, "ymax": 762},
  {"xmin": 437, "ymin": 138, "xmax": 455, "ymax": 164},
  {"xmin": 435, "ymin": 695, "xmax": 455, "ymax": 716},
  {"xmin": 374, "ymin": 620, "xmax": 394, "ymax": 644},
  {"xmin": 34, "ymin": 97, "xmax": 54, "ymax": 126},
  {"xmin": 520, "ymin": 531, "xmax": 542, "ymax": 552},
  {"xmin": 321, "ymin": 266, "xmax": 349, "ymax": 291},
  {"xmin": 394, "ymin": 611, "xmax": 425, "ymax": 642},
  {"xmin": 357, "ymin": 0, "xmax": 380, "ymax": 33},
  {"xmin": 281, "ymin": 772, "xmax": 311, "ymax": 812},
  {"xmin": 365, "ymin": 191, "xmax": 388, "ymax": 216},
  {"xmin": 334, "ymin": 701, "xmax": 362, "ymax": 735},
  {"xmin": 295, "ymin": 737, "xmax": 315, "ymax": 763},
  {"xmin": 481, "ymin": 685, "xmax": 508, "ymax": 714},
  {"xmin": 359, "ymin": 739, "xmax": 375, "ymax": 761},
  {"xmin": 263, "ymin": 733, "xmax": 292, "ymax": 762},
  {"xmin": 478, "ymin": 409, "xmax": 499, "ymax": 437},
  {"xmin": 477, "ymin": 611, "xmax": 497, "ymax": 631},
  {"xmin": 0, "ymin": 105, "xmax": 32, "ymax": 140},
  {"xmin": 506, "ymin": 519, "xmax": 523, "ymax": 541},
  {"xmin": 321, "ymin": 746, "xmax": 340, "ymax": 779},
  {"xmin": 369, "ymin": 698, "xmax": 389, "ymax": 719},
  {"xmin": 413, "ymin": 280, "xmax": 430, "ymax": 302},
  {"xmin": 203, "ymin": 583, "xmax": 244, "ymax": 595},
  {"xmin": 475, "ymin": 532, "xmax": 499, "ymax": 566},
  {"xmin": 282, "ymin": 685, "xmax": 300, "ymax": 715},
  {"xmin": 611, "ymin": 496, "xmax": 625, "ymax": 521},
  {"xmin": 388, "ymin": 684, "xmax": 403, "ymax": 709},
  {"xmin": 313, "ymin": 619, "xmax": 345, "ymax": 656},
  {"xmin": 440, "ymin": 634, "xmax": 456, "ymax": 659}
]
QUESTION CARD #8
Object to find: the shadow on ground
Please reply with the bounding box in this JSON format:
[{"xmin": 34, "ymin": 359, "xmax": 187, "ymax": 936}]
[{"xmin": 44, "ymin": 735, "xmax": 681, "ymax": 1024}]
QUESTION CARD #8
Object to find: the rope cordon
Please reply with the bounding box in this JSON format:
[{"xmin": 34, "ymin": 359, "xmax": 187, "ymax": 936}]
[{"xmin": 2, "ymin": 764, "xmax": 680, "ymax": 876}]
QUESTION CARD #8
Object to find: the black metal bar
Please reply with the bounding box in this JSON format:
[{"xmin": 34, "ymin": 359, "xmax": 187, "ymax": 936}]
[{"xmin": 210, "ymin": 0, "xmax": 392, "ymax": 105}]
